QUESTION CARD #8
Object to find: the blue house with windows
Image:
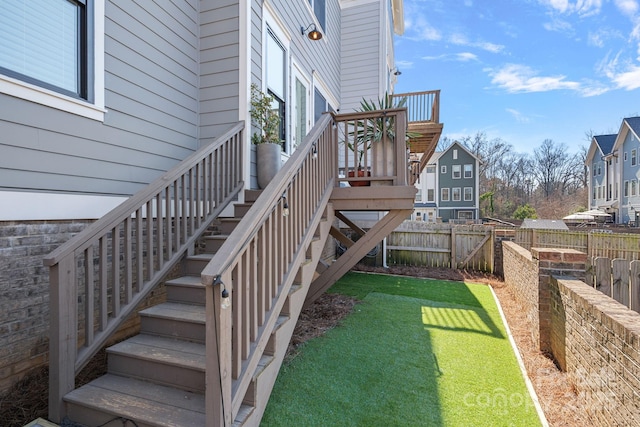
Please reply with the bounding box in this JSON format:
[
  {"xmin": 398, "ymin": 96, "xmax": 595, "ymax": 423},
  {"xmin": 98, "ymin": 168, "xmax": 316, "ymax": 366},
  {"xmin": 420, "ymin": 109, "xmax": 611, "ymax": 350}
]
[
  {"xmin": 414, "ymin": 141, "xmax": 481, "ymax": 222},
  {"xmin": 586, "ymin": 117, "xmax": 640, "ymax": 225}
]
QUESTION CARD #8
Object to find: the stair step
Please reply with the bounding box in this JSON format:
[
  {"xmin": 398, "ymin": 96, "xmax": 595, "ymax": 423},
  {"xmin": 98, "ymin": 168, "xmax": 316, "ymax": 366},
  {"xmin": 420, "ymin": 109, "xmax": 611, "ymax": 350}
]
[
  {"xmin": 140, "ymin": 302, "xmax": 206, "ymax": 343},
  {"xmin": 65, "ymin": 374, "xmax": 205, "ymax": 427},
  {"xmin": 203, "ymin": 234, "xmax": 229, "ymax": 253},
  {"xmin": 185, "ymin": 253, "xmax": 214, "ymax": 275},
  {"xmin": 243, "ymin": 189, "xmax": 262, "ymax": 203},
  {"xmin": 107, "ymin": 334, "xmax": 205, "ymax": 392},
  {"xmin": 165, "ymin": 275, "xmax": 205, "ymax": 305},
  {"xmin": 219, "ymin": 217, "xmax": 242, "ymax": 234},
  {"xmin": 234, "ymin": 203, "xmax": 253, "ymax": 218},
  {"xmin": 241, "ymin": 354, "xmax": 275, "ymax": 407}
]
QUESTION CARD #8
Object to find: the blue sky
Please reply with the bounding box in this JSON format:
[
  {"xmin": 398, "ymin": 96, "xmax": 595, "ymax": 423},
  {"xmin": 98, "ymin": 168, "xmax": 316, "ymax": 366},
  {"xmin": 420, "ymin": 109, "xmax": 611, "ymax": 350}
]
[{"xmin": 394, "ymin": 0, "xmax": 640, "ymax": 153}]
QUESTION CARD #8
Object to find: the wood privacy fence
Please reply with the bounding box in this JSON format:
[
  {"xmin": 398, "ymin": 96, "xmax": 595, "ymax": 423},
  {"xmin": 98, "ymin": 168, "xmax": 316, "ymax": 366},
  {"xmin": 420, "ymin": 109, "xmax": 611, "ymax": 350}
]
[
  {"xmin": 386, "ymin": 222, "xmax": 494, "ymax": 272},
  {"xmin": 585, "ymin": 257, "xmax": 640, "ymax": 313},
  {"xmin": 516, "ymin": 229, "xmax": 640, "ymax": 261}
]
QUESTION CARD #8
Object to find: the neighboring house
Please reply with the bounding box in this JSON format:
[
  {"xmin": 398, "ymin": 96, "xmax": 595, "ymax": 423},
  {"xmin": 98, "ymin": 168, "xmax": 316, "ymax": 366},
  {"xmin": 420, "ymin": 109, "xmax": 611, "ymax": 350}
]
[
  {"xmin": 413, "ymin": 141, "xmax": 481, "ymax": 222},
  {"xmin": 1, "ymin": 0, "xmax": 432, "ymax": 424},
  {"xmin": 586, "ymin": 117, "xmax": 640, "ymax": 225}
]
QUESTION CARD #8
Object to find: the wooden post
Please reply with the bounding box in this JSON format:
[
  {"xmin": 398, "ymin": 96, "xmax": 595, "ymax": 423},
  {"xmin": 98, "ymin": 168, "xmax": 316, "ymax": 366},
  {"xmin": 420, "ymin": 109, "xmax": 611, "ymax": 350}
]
[
  {"xmin": 205, "ymin": 272, "xmax": 233, "ymax": 427},
  {"xmin": 631, "ymin": 260, "xmax": 640, "ymax": 313},
  {"xmin": 48, "ymin": 256, "xmax": 77, "ymax": 423},
  {"xmin": 450, "ymin": 226, "xmax": 457, "ymax": 269}
]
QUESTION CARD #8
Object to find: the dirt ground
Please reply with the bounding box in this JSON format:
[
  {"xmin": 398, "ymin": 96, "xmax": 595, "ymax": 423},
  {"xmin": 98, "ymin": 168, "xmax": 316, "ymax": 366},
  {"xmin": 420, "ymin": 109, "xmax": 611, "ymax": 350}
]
[{"xmin": 1, "ymin": 265, "xmax": 589, "ymax": 427}]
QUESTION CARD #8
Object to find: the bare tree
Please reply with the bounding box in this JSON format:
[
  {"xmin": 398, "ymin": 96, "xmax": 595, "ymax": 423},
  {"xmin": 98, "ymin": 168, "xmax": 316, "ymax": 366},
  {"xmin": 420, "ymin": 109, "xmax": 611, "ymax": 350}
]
[{"xmin": 533, "ymin": 139, "xmax": 570, "ymax": 199}]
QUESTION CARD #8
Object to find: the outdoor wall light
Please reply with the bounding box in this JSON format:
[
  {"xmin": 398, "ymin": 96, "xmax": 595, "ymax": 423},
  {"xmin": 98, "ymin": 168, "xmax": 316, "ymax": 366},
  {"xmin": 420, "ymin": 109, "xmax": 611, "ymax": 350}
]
[
  {"xmin": 214, "ymin": 275, "xmax": 230, "ymax": 309},
  {"xmin": 301, "ymin": 24, "xmax": 323, "ymax": 40}
]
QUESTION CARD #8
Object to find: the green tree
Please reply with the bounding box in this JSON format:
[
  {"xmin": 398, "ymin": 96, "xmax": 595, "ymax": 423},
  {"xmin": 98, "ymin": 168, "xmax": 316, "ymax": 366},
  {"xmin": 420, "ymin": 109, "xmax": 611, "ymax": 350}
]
[{"xmin": 513, "ymin": 204, "xmax": 538, "ymax": 220}]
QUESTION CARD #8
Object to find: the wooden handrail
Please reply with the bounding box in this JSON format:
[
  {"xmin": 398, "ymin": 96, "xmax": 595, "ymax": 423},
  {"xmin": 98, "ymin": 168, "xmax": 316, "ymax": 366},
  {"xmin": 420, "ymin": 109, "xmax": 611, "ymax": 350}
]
[
  {"xmin": 391, "ymin": 90, "xmax": 440, "ymax": 123},
  {"xmin": 203, "ymin": 114, "xmax": 336, "ymax": 425},
  {"xmin": 332, "ymin": 108, "xmax": 409, "ymax": 187},
  {"xmin": 47, "ymin": 122, "xmax": 245, "ymax": 423}
]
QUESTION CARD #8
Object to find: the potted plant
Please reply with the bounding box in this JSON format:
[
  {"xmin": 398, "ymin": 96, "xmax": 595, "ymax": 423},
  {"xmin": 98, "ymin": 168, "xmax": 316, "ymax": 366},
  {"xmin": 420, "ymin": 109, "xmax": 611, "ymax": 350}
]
[
  {"xmin": 250, "ymin": 83, "xmax": 282, "ymax": 189},
  {"xmin": 347, "ymin": 93, "xmax": 420, "ymax": 186}
]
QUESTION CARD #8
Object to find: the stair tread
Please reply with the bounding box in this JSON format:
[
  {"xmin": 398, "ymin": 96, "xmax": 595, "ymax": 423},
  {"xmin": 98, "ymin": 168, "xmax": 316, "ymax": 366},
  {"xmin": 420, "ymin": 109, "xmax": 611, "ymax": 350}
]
[
  {"xmin": 108, "ymin": 334, "xmax": 206, "ymax": 370},
  {"xmin": 140, "ymin": 302, "xmax": 205, "ymax": 323},
  {"xmin": 65, "ymin": 374, "xmax": 205, "ymax": 426},
  {"xmin": 165, "ymin": 275, "xmax": 202, "ymax": 287},
  {"xmin": 204, "ymin": 234, "xmax": 229, "ymax": 240},
  {"xmin": 187, "ymin": 253, "xmax": 214, "ymax": 260}
]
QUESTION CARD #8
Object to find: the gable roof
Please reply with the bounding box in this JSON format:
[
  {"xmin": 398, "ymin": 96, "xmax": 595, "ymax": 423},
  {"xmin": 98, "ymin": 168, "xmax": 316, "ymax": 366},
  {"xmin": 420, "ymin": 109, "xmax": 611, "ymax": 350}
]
[
  {"xmin": 431, "ymin": 141, "xmax": 482, "ymax": 164},
  {"xmin": 594, "ymin": 134, "xmax": 616, "ymax": 156},
  {"xmin": 624, "ymin": 117, "xmax": 640, "ymax": 139}
]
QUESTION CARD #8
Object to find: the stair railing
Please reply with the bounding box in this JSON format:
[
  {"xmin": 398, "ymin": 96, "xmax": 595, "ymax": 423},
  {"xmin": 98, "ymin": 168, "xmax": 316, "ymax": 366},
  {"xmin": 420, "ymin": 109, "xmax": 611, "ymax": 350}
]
[
  {"xmin": 203, "ymin": 114, "xmax": 336, "ymax": 426},
  {"xmin": 45, "ymin": 121, "xmax": 245, "ymax": 422}
]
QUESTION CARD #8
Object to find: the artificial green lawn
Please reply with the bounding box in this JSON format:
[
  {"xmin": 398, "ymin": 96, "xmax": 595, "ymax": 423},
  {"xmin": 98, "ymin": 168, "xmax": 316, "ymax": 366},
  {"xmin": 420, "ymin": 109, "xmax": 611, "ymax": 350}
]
[{"xmin": 261, "ymin": 272, "xmax": 542, "ymax": 427}]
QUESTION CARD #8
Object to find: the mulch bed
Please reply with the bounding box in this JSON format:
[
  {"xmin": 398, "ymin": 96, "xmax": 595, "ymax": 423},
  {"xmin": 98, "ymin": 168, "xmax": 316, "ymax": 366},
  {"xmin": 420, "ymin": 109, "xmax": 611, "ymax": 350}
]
[{"xmin": 1, "ymin": 265, "xmax": 589, "ymax": 427}]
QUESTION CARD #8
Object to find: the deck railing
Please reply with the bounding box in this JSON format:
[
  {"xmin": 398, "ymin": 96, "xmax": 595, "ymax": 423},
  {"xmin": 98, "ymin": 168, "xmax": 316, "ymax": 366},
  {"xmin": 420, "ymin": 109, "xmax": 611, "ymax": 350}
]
[
  {"xmin": 202, "ymin": 114, "xmax": 336, "ymax": 425},
  {"xmin": 45, "ymin": 122, "xmax": 244, "ymax": 422},
  {"xmin": 333, "ymin": 108, "xmax": 409, "ymax": 187},
  {"xmin": 392, "ymin": 90, "xmax": 440, "ymax": 124}
]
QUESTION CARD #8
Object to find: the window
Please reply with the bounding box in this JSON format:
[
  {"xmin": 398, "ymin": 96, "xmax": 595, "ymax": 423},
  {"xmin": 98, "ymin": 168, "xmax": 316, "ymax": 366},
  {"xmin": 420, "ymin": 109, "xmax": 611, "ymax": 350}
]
[
  {"xmin": 427, "ymin": 189, "xmax": 435, "ymax": 202},
  {"xmin": 458, "ymin": 211, "xmax": 473, "ymax": 220},
  {"xmin": 598, "ymin": 164, "xmax": 602, "ymax": 175},
  {"xmin": 441, "ymin": 165, "xmax": 447, "ymax": 174},
  {"xmin": 266, "ymin": 29, "xmax": 286, "ymax": 151},
  {"xmin": 593, "ymin": 165, "xmax": 597, "ymax": 176},
  {"xmin": 608, "ymin": 184, "xmax": 612, "ymax": 199},
  {"xmin": 464, "ymin": 187, "xmax": 472, "ymax": 201},
  {"xmin": 625, "ymin": 152, "xmax": 628, "ymax": 161},
  {"xmin": 464, "ymin": 164, "xmax": 472, "ymax": 178},
  {"xmin": 426, "ymin": 166, "xmax": 436, "ymax": 174},
  {"xmin": 453, "ymin": 149, "xmax": 458, "ymax": 159},
  {"xmin": 452, "ymin": 165, "xmax": 461, "ymax": 179},
  {"xmin": 625, "ymin": 181, "xmax": 629, "ymax": 197},
  {"xmin": 0, "ymin": 0, "xmax": 90, "ymax": 100},
  {"xmin": 632, "ymin": 149, "xmax": 637, "ymax": 166},
  {"xmin": 452, "ymin": 188, "xmax": 461, "ymax": 201},
  {"xmin": 293, "ymin": 77, "xmax": 307, "ymax": 148},
  {"xmin": 593, "ymin": 186, "xmax": 597, "ymax": 199},
  {"xmin": 632, "ymin": 180, "xmax": 637, "ymax": 197},
  {"xmin": 415, "ymin": 189, "xmax": 422, "ymax": 202},
  {"xmin": 309, "ymin": 0, "xmax": 326, "ymax": 31},
  {"xmin": 441, "ymin": 188, "xmax": 449, "ymax": 201}
]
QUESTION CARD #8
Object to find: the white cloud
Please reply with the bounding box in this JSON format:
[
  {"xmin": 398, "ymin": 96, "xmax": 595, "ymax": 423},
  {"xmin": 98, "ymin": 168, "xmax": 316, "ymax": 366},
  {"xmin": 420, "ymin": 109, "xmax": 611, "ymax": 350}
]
[
  {"xmin": 449, "ymin": 33, "xmax": 505, "ymax": 53},
  {"xmin": 614, "ymin": 0, "xmax": 639, "ymax": 17},
  {"xmin": 405, "ymin": 15, "xmax": 442, "ymax": 41},
  {"xmin": 488, "ymin": 64, "xmax": 581, "ymax": 93},
  {"xmin": 538, "ymin": 0, "xmax": 603, "ymax": 16},
  {"xmin": 587, "ymin": 28, "xmax": 623, "ymax": 47},
  {"xmin": 395, "ymin": 60, "xmax": 414, "ymax": 69},
  {"xmin": 543, "ymin": 18, "xmax": 574, "ymax": 33},
  {"xmin": 611, "ymin": 65, "xmax": 640, "ymax": 89},
  {"xmin": 506, "ymin": 108, "xmax": 531, "ymax": 123},
  {"xmin": 422, "ymin": 52, "xmax": 479, "ymax": 62}
]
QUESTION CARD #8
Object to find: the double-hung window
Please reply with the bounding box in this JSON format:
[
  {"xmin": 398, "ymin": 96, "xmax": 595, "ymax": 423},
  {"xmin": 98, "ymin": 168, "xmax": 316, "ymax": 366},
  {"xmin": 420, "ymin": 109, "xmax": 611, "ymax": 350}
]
[
  {"xmin": 464, "ymin": 164, "xmax": 472, "ymax": 178},
  {"xmin": 632, "ymin": 149, "xmax": 637, "ymax": 166},
  {"xmin": 309, "ymin": 0, "xmax": 326, "ymax": 31},
  {"xmin": 452, "ymin": 188, "xmax": 461, "ymax": 201},
  {"xmin": 441, "ymin": 188, "xmax": 449, "ymax": 202},
  {"xmin": 0, "ymin": 0, "xmax": 91, "ymax": 100},
  {"xmin": 464, "ymin": 187, "xmax": 472, "ymax": 201},
  {"xmin": 452, "ymin": 165, "xmax": 461, "ymax": 179}
]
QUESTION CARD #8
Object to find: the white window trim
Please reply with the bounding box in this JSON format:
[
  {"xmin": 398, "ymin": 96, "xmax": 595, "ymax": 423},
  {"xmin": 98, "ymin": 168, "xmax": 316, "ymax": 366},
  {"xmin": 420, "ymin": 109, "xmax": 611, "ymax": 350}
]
[
  {"xmin": 291, "ymin": 60, "xmax": 311, "ymax": 153},
  {"xmin": 452, "ymin": 165, "xmax": 461, "ymax": 179},
  {"xmin": 452, "ymin": 187, "xmax": 461, "ymax": 201},
  {"xmin": 0, "ymin": 0, "xmax": 105, "ymax": 121},
  {"xmin": 464, "ymin": 187, "xmax": 473, "ymax": 201}
]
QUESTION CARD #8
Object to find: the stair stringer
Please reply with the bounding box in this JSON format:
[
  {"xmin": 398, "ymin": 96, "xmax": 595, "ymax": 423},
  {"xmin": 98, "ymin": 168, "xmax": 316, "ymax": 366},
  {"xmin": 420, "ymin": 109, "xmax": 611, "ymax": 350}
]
[
  {"xmin": 230, "ymin": 202, "xmax": 335, "ymax": 426},
  {"xmin": 304, "ymin": 208, "xmax": 414, "ymax": 307}
]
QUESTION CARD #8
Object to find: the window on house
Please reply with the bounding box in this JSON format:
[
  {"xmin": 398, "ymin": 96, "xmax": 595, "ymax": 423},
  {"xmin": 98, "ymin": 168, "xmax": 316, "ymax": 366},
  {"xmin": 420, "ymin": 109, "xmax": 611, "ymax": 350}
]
[
  {"xmin": 593, "ymin": 165, "xmax": 596, "ymax": 176},
  {"xmin": 453, "ymin": 149, "xmax": 458, "ymax": 160},
  {"xmin": 632, "ymin": 149, "xmax": 637, "ymax": 166},
  {"xmin": 309, "ymin": 0, "xmax": 326, "ymax": 31},
  {"xmin": 415, "ymin": 189, "xmax": 422, "ymax": 202},
  {"xmin": 632, "ymin": 180, "xmax": 637, "ymax": 197},
  {"xmin": 426, "ymin": 166, "xmax": 436, "ymax": 174},
  {"xmin": 266, "ymin": 29, "xmax": 286, "ymax": 151},
  {"xmin": 427, "ymin": 188, "xmax": 434, "ymax": 202},
  {"xmin": 625, "ymin": 181, "xmax": 629, "ymax": 197},
  {"xmin": 464, "ymin": 164, "xmax": 472, "ymax": 178},
  {"xmin": 464, "ymin": 187, "xmax": 472, "ymax": 201},
  {"xmin": 441, "ymin": 188, "xmax": 449, "ymax": 201},
  {"xmin": 458, "ymin": 211, "xmax": 473, "ymax": 220},
  {"xmin": 608, "ymin": 184, "xmax": 612, "ymax": 199},
  {"xmin": 441, "ymin": 165, "xmax": 447, "ymax": 174},
  {"xmin": 452, "ymin": 165, "xmax": 461, "ymax": 179},
  {"xmin": 598, "ymin": 164, "xmax": 602, "ymax": 175},
  {"xmin": 452, "ymin": 187, "xmax": 461, "ymax": 201},
  {"xmin": 625, "ymin": 152, "xmax": 628, "ymax": 161},
  {"xmin": 0, "ymin": 0, "xmax": 91, "ymax": 100},
  {"xmin": 593, "ymin": 186, "xmax": 597, "ymax": 199}
]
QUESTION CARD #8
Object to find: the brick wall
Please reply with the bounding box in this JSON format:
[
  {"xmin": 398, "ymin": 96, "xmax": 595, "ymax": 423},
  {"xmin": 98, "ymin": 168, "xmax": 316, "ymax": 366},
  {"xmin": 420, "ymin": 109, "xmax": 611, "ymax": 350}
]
[
  {"xmin": 502, "ymin": 241, "xmax": 539, "ymax": 343},
  {"xmin": 550, "ymin": 277, "xmax": 640, "ymax": 425},
  {"xmin": 503, "ymin": 241, "xmax": 640, "ymax": 425},
  {"xmin": 493, "ymin": 229, "xmax": 515, "ymax": 277},
  {"xmin": 0, "ymin": 220, "xmax": 167, "ymax": 397}
]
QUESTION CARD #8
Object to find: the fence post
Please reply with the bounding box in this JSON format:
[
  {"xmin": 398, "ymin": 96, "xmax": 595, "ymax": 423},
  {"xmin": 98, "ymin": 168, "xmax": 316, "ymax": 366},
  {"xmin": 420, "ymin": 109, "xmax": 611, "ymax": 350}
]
[
  {"xmin": 450, "ymin": 226, "xmax": 456, "ymax": 269},
  {"xmin": 631, "ymin": 261, "xmax": 640, "ymax": 312},
  {"xmin": 595, "ymin": 257, "xmax": 612, "ymax": 297}
]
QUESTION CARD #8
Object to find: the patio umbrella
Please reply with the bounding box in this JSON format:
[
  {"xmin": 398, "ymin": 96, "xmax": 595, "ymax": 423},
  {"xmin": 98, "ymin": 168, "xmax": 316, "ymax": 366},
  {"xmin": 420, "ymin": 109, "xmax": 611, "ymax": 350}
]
[
  {"xmin": 582, "ymin": 209, "xmax": 611, "ymax": 217},
  {"xmin": 563, "ymin": 213, "xmax": 594, "ymax": 221}
]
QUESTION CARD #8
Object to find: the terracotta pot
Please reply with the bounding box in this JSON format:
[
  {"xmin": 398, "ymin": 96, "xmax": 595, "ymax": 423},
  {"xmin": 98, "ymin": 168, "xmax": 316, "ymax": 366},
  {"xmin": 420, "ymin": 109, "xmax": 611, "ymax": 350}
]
[{"xmin": 347, "ymin": 168, "xmax": 371, "ymax": 187}]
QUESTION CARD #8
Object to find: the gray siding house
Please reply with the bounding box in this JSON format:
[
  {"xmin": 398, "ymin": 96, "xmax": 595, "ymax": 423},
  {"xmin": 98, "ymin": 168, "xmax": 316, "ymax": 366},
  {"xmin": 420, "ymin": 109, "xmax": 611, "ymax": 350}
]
[
  {"xmin": 0, "ymin": 0, "xmax": 409, "ymax": 422},
  {"xmin": 586, "ymin": 117, "xmax": 640, "ymax": 225},
  {"xmin": 414, "ymin": 141, "xmax": 481, "ymax": 222}
]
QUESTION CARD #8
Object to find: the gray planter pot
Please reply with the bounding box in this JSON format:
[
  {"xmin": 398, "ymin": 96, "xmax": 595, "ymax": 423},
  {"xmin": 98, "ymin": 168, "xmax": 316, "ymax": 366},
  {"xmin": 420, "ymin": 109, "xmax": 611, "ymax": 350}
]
[{"xmin": 257, "ymin": 143, "xmax": 282, "ymax": 189}]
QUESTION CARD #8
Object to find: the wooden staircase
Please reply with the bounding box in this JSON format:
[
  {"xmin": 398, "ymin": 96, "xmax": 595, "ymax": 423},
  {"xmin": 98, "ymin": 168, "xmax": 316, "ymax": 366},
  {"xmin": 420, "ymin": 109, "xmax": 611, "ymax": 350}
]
[{"xmin": 62, "ymin": 189, "xmax": 334, "ymax": 426}]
